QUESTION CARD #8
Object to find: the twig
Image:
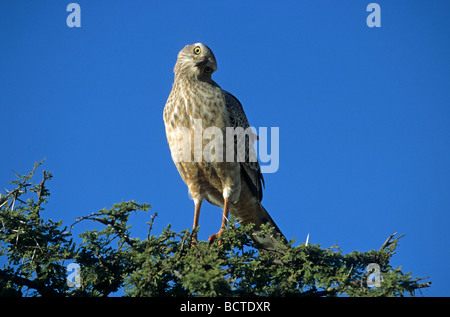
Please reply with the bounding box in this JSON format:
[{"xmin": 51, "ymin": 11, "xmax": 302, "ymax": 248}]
[
  {"xmin": 147, "ymin": 212, "xmax": 158, "ymax": 239},
  {"xmin": 68, "ymin": 212, "xmax": 100, "ymax": 233},
  {"xmin": 37, "ymin": 171, "xmax": 47, "ymax": 202},
  {"xmin": 413, "ymin": 276, "xmax": 432, "ymax": 289},
  {"xmin": 69, "ymin": 212, "xmax": 137, "ymax": 247},
  {"xmin": 0, "ymin": 188, "xmax": 22, "ymax": 207},
  {"xmin": 0, "ymin": 160, "xmax": 45, "ymax": 209},
  {"xmin": 10, "ymin": 193, "xmax": 16, "ymax": 211},
  {"xmin": 28, "ymin": 161, "xmax": 41, "ymax": 179},
  {"xmin": 380, "ymin": 232, "xmax": 405, "ymax": 251}
]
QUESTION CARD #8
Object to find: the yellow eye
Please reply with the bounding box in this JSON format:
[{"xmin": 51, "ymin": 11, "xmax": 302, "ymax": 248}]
[{"xmin": 193, "ymin": 46, "xmax": 201, "ymax": 55}]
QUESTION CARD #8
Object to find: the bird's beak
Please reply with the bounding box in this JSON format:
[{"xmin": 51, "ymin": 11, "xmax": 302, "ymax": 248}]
[{"xmin": 195, "ymin": 59, "xmax": 209, "ymax": 68}]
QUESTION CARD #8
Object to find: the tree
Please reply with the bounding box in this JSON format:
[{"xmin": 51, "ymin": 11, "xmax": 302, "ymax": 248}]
[{"xmin": 0, "ymin": 162, "xmax": 431, "ymax": 297}]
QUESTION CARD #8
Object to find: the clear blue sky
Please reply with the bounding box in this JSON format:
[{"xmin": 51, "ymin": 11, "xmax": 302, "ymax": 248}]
[{"xmin": 1, "ymin": 1, "xmax": 449, "ymax": 296}]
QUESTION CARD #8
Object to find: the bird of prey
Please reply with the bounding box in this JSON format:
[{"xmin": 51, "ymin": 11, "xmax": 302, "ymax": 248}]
[{"xmin": 163, "ymin": 43, "xmax": 286, "ymax": 250}]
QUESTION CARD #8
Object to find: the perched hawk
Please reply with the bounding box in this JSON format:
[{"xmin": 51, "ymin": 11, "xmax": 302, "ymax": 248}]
[{"xmin": 163, "ymin": 43, "xmax": 286, "ymax": 250}]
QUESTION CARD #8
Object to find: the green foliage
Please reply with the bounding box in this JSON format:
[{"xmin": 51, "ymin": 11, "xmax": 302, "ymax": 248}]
[
  {"xmin": 0, "ymin": 161, "xmax": 75, "ymax": 296},
  {"xmin": 0, "ymin": 162, "xmax": 431, "ymax": 297}
]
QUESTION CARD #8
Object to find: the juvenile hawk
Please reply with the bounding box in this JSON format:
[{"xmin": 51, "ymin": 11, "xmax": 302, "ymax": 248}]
[{"xmin": 163, "ymin": 43, "xmax": 286, "ymax": 250}]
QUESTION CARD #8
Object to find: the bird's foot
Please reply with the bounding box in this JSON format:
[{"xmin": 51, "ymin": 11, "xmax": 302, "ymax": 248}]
[
  {"xmin": 190, "ymin": 236, "xmax": 198, "ymax": 248},
  {"xmin": 208, "ymin": 232, "xmax": 223, "ymax": 246}
]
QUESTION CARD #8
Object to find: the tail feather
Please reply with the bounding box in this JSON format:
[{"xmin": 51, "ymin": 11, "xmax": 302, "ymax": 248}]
[{"xmin": 251, "ymin": 204, "xmax": 287, "ymax": 252}]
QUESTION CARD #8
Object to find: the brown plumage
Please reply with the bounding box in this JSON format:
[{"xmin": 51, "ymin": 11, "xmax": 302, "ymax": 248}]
[{"xmin": 163, "ymin": 43, "xmax": 286, "ymax": 250}]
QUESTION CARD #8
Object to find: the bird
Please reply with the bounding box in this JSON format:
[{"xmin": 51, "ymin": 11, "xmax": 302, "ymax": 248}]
[{"xmin": 163, "ymin": 43, "xmax": 286, "ymax": 251}]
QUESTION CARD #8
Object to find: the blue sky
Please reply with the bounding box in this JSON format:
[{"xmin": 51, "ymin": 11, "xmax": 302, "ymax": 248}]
[{"xmin": 1, "ymin": 1, "xmax": 449, "ymax": 296}]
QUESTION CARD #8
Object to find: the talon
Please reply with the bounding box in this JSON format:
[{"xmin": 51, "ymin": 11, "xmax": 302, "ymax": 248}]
[
  {"xmin": 208, "ymin": 233, "xmax": 222, "ymax": 245},
  {"xmin": 190, "ymin": 236, "xmax": 198, "ymax": 248}
]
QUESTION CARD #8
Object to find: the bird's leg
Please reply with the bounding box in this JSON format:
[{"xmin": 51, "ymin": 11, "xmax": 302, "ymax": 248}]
[
  {"xmin": 209, "ymin": 197, "xmax": 230, "ymax": 245},
  {"xmin": 191, "ymin": 200, "xmax": 202, "ymax": 247}
]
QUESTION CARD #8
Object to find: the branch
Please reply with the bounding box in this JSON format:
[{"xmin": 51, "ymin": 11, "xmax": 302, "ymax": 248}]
[
  {"xmin": 413, "ymin": 276, "xmax": 432, "ymax": 289},
  {"xmin": 69, "ymin": 212, "xmax": 137, "ymax": 248},
  {"xmin": 0, "ymin": 160, "xmax": 46, "ymax": 209},
  {"xmin": 34, "ymin": 170, "xmax": 50, "ymax": 217},
  {"xmin": 37, "ymin": 171, "xmax": 48, "ymax": 202},
  {"xmin": 0, "ymin": 187, "xmax": 25, "ymax": 209},
  {"xmin": 0, "ymin": 269, "xmax": 61, "ymax": 296},
  {"xmin": 380, "ymin": 232, "xmax": 405, "ymax": 251},
  {"xmin": 147, "ymin": 212, "xmax": 158, "ymax": 239}
]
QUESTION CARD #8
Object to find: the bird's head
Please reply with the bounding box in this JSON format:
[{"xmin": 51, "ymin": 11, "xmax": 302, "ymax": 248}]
[{"xmin": 174, "ymin": 43, "xmax": 217, "ymax": 80}]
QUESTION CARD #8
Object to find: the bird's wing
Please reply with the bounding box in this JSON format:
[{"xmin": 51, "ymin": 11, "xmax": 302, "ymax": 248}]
[{"xmin": 222, "ymin": 90, "xmax": 265, "ymax": 201}]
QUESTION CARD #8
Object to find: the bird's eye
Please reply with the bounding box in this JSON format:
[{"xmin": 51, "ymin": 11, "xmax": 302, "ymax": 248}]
[
  {"xmin": 204, "ymin": 66, "xmax": 212, "ymax": 73},
  {"xmin": 193, "ymin": 46, "xmax": 201, "ymax": 55}
]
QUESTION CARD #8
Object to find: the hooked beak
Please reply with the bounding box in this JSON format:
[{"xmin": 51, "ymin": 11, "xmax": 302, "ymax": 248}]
[{"xmin": 194, "ymin": 58, "xmax": 209, "ymax": 68}]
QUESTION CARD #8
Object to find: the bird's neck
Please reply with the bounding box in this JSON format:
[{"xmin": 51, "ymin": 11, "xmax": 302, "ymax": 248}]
[{"xmin": 174, "ymin": 73, "xmax": 219, "ymax": 88}]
